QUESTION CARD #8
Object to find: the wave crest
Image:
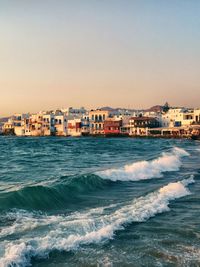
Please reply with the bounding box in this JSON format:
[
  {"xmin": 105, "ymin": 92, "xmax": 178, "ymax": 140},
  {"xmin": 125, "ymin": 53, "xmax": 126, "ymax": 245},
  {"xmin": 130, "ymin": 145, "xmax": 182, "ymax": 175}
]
[
  {"xmin": 0, "ymin": 176, "xmax": 194, "ymax": 267},
  {"xmin": 98, "ymin": 147, "xmax": 189, "ymax": 181}
]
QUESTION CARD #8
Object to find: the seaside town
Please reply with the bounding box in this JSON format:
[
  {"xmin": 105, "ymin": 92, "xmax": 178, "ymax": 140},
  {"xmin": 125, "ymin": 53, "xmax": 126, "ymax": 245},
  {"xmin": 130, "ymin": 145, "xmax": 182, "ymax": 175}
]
[{"xmin": 1, "ymin": 103, "xmax": 200, "ymax": 139}]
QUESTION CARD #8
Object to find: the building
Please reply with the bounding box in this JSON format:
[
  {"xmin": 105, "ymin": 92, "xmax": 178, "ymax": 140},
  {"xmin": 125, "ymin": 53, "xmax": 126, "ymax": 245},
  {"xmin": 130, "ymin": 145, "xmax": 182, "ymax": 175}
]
[
  {"xmin": 54, "ymin": 114, "xmax": 67, "ymax": 136},
  {"xmin": 81, "ymin": 114, "xmax": 90, "ymax": 135},
  {"xmin": 24, "ymin": 113, "xmax": 55, "ymax": 136},
  {"xmin": 89, "ymin": 109, "xmax": 111, "ymax": 135},
  {"xmin": 104, "ymin": 118, "xmax": 122, "ymax": 136},
  {"xmin": 62, "ymin": 107, "xmax": 86, "ymax": 118},
  {"xmin": 67, "ymin": 119, "xmax": 82, "ymax": 136},
  {"xmin": 120, "ymin": 116, "xmax": 131, "ymax": 135},
  {"xmin": 161, "ymin": 108, "xmax": 195, "ymax": 128},
  {"xmin": 2, "ymin": 118, "xmax": 15, "ymax": 135},
  {"xmin": 194, "ymin": 109, "xmax": 200, "ymax": 124},
  {"xmin": 161, "ymin": 108, "xmax": 183, "ymax": 128},
  {"xmin": 28, "ymin": 114, "xmax": 45, "ymax": 136},
  {"xmin": 2, "ymin": 114, "xmax": 28, "ymax": 135},
  {"xmin": 42, "ymin": 113, "xmax": 55, "ymax": 136},
  {"xmin": 129, "ymin": 116, "xmax": 159, "ymax": 136}
]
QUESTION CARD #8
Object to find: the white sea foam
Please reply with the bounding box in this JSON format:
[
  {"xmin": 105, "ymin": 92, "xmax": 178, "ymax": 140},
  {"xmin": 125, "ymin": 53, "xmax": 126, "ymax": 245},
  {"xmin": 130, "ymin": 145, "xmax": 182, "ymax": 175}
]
[
  {"xmin": 0, "ymin": 205, "xmax": 117, "ymax": 239},
  {"xmin": 0, "ymin": 178, "xmax": 57, "ymax": 194},
  {"xmin": 0, "ymin": 176, "xmax": 194, "ymax": 267},
  {"xmin": 0, "ymin": 182, "xmax": 23, "ymax": 193},
  {"xmin": 97, "ymin": 147, "xmax": 190, "ymax": 181}
]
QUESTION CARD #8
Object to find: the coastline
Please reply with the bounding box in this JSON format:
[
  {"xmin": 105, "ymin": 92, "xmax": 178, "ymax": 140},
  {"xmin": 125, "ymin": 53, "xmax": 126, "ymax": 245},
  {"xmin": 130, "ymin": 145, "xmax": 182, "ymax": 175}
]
[{"xmin": 0, "ymin": 133, "xmax": 195, "ymax": 140}]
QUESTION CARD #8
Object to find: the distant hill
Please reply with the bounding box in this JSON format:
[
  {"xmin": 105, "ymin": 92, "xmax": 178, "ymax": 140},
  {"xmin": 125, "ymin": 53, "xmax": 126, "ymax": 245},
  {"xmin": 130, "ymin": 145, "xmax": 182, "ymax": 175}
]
[
  {"xmin": 0, "ymin": 117, "xmax": 9, "ymax": 123},
  {"xmin": 100, "ymin": 106, "xmax": 163, "ymax": 112},
  {"xmin": 100, "ymin": 106, "xmax": 137, "ymax": 112},
  {"xmin": 99, "ymin": 107, "xmax": 116, "ymax": 111},
  {"xmin": 146, "ymin": 105, "xmax": 163, "ymax": 113}
]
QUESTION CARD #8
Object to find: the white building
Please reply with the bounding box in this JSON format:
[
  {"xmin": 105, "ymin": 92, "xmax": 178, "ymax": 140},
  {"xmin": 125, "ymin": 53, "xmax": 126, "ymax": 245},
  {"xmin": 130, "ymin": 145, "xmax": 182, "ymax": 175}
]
[
  {"xmin": 54, "ymin": 114, "xmax": 68, "ymax": 136},
  {"xmin": 81, "ymin": 114, "xmax": 90, "ymax": 135},
  {"xmin": 2, "ymin": 114, "xmax": 29, "ymax": 136},
  {"xmin": 14, "ymin": 114, "xmax": 30, "ymax": 136},
  {"xmin": 61, "ymin": 107, "xmax": 86, "ymax": 118},
  {"xmin": 161, "ymin": 108, "xmax": 195, "ymax": 128},
  {"xmin": 67, "ymin": 119, "xmax": 82, "ymax": 136},
  {"xmin": 194, "ymin": 109, "xmax": 200, "ymax": 123}
]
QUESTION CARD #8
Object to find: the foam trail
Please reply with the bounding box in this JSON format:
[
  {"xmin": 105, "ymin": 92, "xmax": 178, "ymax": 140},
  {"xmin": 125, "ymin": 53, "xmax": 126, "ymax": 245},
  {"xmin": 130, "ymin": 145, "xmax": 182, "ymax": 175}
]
[
  {"xmin": 0, "ymin": 205, "xmax": 117, "ymax": 239},
  {"xmin": 98, "ymin": 147, "xmax": 189, "ymax": 181},
  {"xmin": 0, "ymin": 176, "xmax": 194, "ymax": 267}
]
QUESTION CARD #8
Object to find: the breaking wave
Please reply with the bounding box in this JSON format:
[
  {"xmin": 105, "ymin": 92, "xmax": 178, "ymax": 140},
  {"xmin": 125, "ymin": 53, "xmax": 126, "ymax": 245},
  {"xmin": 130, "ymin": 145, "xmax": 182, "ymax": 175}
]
[
  {"xmin": 98, "ymin": 147, "xmax": 189, "ymax": 181},
  {"xmin": 0, "ymin": 174, "xmax": 110, "ymax": 211},
  {"xmin": 0, "ymin": 147, "xmax": 190, "ymax": 212},
  {"xmin": 0, "ymin": 175, "xmax": 194, "ymax": 267}
]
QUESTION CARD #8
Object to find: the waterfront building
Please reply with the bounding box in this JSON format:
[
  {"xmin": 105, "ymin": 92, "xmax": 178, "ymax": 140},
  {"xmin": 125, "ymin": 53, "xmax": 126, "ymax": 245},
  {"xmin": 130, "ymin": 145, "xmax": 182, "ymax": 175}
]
[
  {"xmin": 161, "ymin": 108, "xmax": 183, "ymax": 127},
  {"xmin": 2, "ymin": 118, "xmax": 15, "ymax": 135},
  {"xmin": 67, "ymin": 119, "xmax": 82, "ymax": 136},
  {"xmin": 11, "ymin": 114, "xmax": 29, "ymax": 136},
  {"xmin": 120, "ymin": 116, "xmax": 131, "ymax": 135},
  {"xmin": 28, "ymin": 114, "xmax": 46, "ymax": 136},
  {"xmin": 104, "ymin": 118, "xmax": 122, "ymax": 136},
  {"xmin": 81, "ymin": 114, "xmax": 90, "ymax": 135},
  {"xmin": 54, "ymin": 114, "xmax": 68, "ymax": 136},
  {"xmin": 2, "ymin": 114, "xmax": 28, "ymax": 136},
  {"xmin": 42, "ymin": 113, "xmax": 55, "ymax": 136},
  {"xmin": 194, "ymin": 109, "xmax": 200, "ymax": 124},
  {"xmin": 129, "ymin": 116, "xmax": 159, "ymax": 136},
  {"xmin": 23, "ymin": 113, "xmax": 55, "ymax": 136},
  {"xmin": 14, "ymin": 123, "xmax": 26, "ymax": 136},
  {"xmin": 89, "ymin": 109, "xmax": 111, "ymax": 135},
  {"xmin": 161, "ymin": 108, "xmax": 196, "ymax": 128}
]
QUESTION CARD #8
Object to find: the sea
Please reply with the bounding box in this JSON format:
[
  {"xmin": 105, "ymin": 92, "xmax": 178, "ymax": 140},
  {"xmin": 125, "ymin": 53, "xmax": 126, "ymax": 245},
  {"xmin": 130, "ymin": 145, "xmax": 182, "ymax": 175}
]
[{"xmin": 0, "ymin": 136, "xmax": 200, "ymax": 267}]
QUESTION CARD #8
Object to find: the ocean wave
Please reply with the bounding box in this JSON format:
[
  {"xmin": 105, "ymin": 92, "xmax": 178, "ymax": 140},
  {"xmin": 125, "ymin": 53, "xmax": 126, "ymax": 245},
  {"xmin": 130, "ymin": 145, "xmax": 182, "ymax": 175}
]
[
  {"xmin": 0, "ymin": 174, "xmax": 110, "ymax": 211},
  {"xmin": 0, "ymin": 175, "xmax": 194, "ymax": 267},
  {"xmin": 0, "ymin": 147, "xmax": 189, "ymax": 211},
  {"xmin": 0, "ymin": 182, "xmax": 23, "ymax": 193},
  {"xmin": 98, "ymin": 147, "xmax": 190, "ymax": 181}
]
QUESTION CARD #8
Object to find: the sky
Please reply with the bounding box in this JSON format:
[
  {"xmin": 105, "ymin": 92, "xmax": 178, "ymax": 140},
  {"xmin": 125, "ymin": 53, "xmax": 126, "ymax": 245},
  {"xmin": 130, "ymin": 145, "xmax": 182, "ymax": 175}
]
[{"xmin": 0, "ymin": 0, "xmax": 200, "ymax": 116}]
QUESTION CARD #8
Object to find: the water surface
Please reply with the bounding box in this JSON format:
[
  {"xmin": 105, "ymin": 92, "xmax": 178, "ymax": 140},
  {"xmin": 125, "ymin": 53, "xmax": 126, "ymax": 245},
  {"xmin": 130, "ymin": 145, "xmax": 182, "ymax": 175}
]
[{"xmin": 0, "ymin": 137, "xmax": 199, "ymax": 267}]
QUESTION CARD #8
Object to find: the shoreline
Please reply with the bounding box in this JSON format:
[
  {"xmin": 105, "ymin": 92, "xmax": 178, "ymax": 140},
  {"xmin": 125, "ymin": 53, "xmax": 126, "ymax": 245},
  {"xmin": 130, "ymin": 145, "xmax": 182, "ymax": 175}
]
[{"xmin": 0, "ymin": 133, "xmax": 195, "ymax": 140}]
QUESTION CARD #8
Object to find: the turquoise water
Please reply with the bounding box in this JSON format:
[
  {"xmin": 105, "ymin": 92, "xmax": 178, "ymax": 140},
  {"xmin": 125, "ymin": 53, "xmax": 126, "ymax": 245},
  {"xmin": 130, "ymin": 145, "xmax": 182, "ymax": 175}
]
[{"xmin": 0, "ymin": 136, "xmax": 200, "ymax": 267}]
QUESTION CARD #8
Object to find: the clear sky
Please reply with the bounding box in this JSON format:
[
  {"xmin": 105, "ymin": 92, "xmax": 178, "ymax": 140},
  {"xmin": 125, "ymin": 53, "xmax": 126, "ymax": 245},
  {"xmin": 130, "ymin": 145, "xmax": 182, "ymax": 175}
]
[{"xmin": 0, "ymin": 0, "xmax": 200, "ymax": 116}]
